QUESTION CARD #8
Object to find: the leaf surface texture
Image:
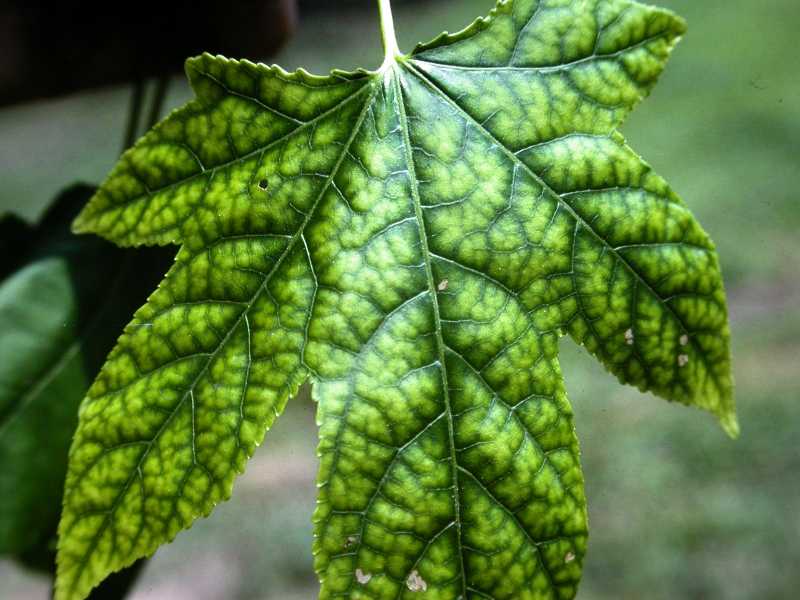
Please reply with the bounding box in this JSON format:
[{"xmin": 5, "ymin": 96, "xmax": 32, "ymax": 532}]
[{"xmin": 57, "ymin": 2, "xmax": 735, "ymax": 599}]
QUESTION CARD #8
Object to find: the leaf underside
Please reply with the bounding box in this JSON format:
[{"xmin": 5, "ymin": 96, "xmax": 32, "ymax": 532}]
[{"xmin": 56, "ymin": 1, "xmax": 735, "ymax": 599}]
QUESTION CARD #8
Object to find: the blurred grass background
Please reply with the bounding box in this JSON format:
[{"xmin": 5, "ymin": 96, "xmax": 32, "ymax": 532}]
[{"xmin": 1, "ymin": 0, "xmax": 798, "ymax": 598}]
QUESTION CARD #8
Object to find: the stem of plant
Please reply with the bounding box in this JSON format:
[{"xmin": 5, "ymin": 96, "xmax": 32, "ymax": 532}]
[
  {"xmin": 378, "ymin": 0, "xmax": 401, "ymax": 70},
  {"xmin": 122, "ymin": 79, "xmax": 145, "ymax": 153},
  {"xmin": 146, "ymin": 76, "xmax": 170, "ymax": 129}
]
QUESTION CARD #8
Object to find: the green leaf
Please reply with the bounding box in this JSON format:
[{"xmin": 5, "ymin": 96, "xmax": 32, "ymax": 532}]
[
  {"xmin": 0, "ymin": 185, "xmax": 170, "ymax": 564},
  {"xmin": 56, "ymin": 1, "xmax": 735, "ymax": 599},
  {"xmin": 0, "ymin": 213, "xmax": 33, "ymax": 281}
]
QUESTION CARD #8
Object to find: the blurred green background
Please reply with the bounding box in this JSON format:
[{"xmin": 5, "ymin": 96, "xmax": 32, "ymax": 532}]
[{"xmin": 1, "ymin": 0, "xmax": 798, "ymax": 598}]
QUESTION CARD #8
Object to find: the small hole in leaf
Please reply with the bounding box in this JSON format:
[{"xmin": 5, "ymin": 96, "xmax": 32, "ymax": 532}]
[{"xmin": 258, "ymin": 179, "xmax": 269, "ymax": 190}]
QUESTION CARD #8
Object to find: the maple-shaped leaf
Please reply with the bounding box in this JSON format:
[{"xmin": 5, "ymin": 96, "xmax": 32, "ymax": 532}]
[{"xmin": 56, "ymin": 1, "xmax": 736, "ymax": 599}]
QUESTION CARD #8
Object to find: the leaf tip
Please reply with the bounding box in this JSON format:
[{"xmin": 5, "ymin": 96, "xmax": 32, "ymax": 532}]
[
  {"xmin": 719, "ymin": 411, "xmax": 740, "ymax": 440},
  {"xmin": 670, "ymin": 12, "xmax": 689, "ymax": 38},
  {"xmin": 70, "ymin": 209, "xmax": 92, "ymax": 236},
  {"xmin": 70, "ymin": 189, "xmax": 122, "ymax": 242}
]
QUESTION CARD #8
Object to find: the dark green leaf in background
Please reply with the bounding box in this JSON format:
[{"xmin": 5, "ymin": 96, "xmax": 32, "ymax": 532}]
[
  {"xmin": 0, "ymin": 185, "xmax": 171, "ymax": 570},
  {"xmin": 0, "ymin": 214, "xmax": 33, "ymax": 281}
]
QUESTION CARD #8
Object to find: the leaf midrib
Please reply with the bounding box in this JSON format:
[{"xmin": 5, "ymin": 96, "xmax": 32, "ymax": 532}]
[
  {"xmin": 391, "ymin": 65, "xmax": 468, "ymax": 598},
  {"xmin": 379, "ymin": 61, "xmax": 566, "ymax": 598}
]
